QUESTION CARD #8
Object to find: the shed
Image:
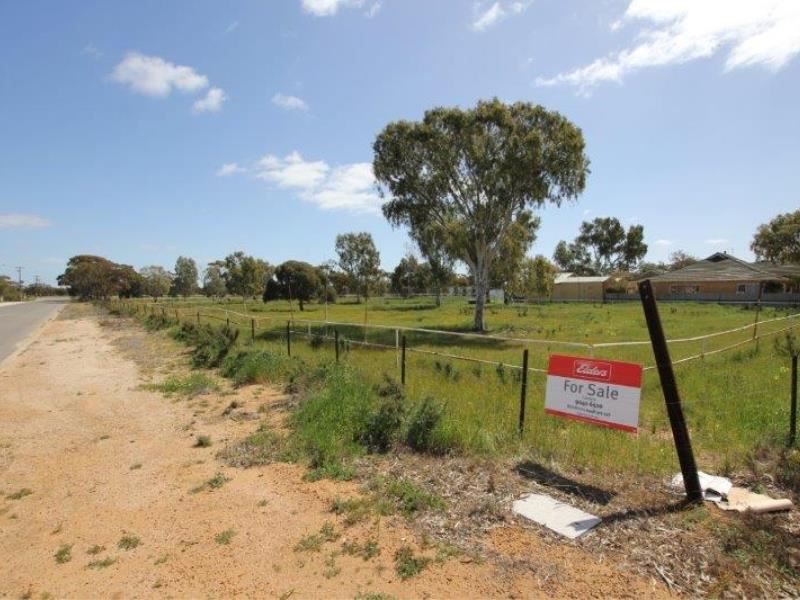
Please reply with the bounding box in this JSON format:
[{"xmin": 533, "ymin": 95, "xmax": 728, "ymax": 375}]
[{"xmin": 552, "ymin": 273, "xmax": 611, "ymax": 301}]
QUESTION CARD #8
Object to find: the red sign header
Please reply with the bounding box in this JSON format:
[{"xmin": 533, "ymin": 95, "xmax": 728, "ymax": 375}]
[{"xmin": 548, "ymin": 354, "xmax": 643, "ymax": 388}]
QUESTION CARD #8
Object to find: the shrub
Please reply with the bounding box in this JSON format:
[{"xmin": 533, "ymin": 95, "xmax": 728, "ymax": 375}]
[
  {"xmin": 406, "ymin": 396, "xmax": 445, "ymax": 453},
  {"xmin": 356, "ymin": 379, "xmax": 405, "ymax": 453},
  {"xmin": 144, "ymin": 313, "xmax": 173, "ymax": 331},
  {"xmin": 222, "ymin": 350, "xmax": 289, "ymax": 386},
  {"xmin": 190, "ymin": 324, "xmax": 239, "ymax": 368}
]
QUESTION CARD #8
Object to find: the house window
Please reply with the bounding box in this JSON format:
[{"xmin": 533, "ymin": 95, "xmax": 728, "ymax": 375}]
[{"xmin": 736, "ymin": 284, "xmax": 747, "ymax": 294}]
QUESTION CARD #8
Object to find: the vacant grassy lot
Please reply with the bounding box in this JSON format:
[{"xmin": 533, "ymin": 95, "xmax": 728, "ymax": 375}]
[{"xmin": 116, "ymin": 296, "xmax": 800, "ymax": 475}]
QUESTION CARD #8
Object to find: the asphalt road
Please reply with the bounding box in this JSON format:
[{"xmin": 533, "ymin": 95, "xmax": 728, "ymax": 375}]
[{"xmin": 0, "ymin": 299, "xmax": 68, "ymax": 364}]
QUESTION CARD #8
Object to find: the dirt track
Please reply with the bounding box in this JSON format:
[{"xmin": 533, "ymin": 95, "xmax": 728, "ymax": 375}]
[{"xmin": 0, "ymin": 306, "xmax": 668, "ymax": 598}]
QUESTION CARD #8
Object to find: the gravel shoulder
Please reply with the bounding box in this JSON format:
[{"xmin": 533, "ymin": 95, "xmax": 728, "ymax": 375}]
[{"xmin": 0, "ymin": 304, "xmax": 669, "ymax": 599}]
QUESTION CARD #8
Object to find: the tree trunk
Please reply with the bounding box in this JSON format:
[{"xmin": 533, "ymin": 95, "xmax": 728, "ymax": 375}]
[
  {"xmin": 299, "ymin": 298, "xmax": 304, "ymax": 311},
  {"xmin": 472, "ymin": 257, "xmax": 489, "ymax": 332},
  {"xmin": 435, "ymin": 284, "xmax": 441, "ymax": 307}
]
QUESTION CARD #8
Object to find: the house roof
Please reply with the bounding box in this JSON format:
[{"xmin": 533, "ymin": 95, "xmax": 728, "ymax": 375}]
[
  {"xmin": 645, "ymin": 253, "xmax": 789, "ymax": 283},
  {"xmin": 554, "ymin": 273, "xmax": 611, "ymax": 284}
]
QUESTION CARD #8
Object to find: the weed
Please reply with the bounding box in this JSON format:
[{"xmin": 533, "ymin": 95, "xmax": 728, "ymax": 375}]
[
  {"xmin": 294, "ymin": 522, "xmax": 339, "ymax": 552},
  {"xmin": 129, "ymin": 463, "xmax": 142, "ymax": 470},
  {"xmin": 117, "ymin": 534, "xmax": 140, "ymax": 550},
  {"xmin": 86, "ymin": 545, "xmax": 105, "ymax": 555},
  {"xmin": 355, "ymin": 591, "xmax": 397, "ymax": 600},
  {"xmin": 194, "ymin": 435, "xmax": 212, "ymax": 448},
  {"xmin": 376, "ymin": 478, "xmax": 446, "ymax": 517},
  {"xmin": 154, "ymin": 553, "xmax": 169, "ymax": 565},
  {"xmin": 147, "ymin": 373, "xmax": 218, "ymax": 398},
  {"xmin": 405, "ymin": 397, "xmax": 450, "ymax": 455},
  {"xmin": 214, "ymin": 529, "xmax": 236, "ymax": 545},
  {"xmin": 330, "ymin": 496, "xmax": 372, "ymax": 526},
  {"xmin": 54, "ymin": 544, "xmax": 72, "ymax": 564},
  {"xmin": 323, "ymin": 553, "xmax": 341, "ymax": 578},
  {"xmin": 221, "ymin": 349, "xmax": 289, "ymax": 386},
  {"xmin": 342, "ymin": 539, "xmax": 380, "ymax": 561},
  {"xmin": 220, "ymin": 425, "xmax": 284, "ymax": 468},
  {"xmin": 7, "ymin": 488, "xmax": 33, "ymax": 500},
  {"xmin": 394, "ymin": 546, "xmax": 431, "ymax": 580},
  {"xmin": 86, "ymin": 557, "xmax": 116, "ymax": 570}
]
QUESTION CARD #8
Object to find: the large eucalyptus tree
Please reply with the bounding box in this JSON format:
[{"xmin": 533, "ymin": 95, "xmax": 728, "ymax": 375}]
[{"xmin": 373, "ymin": 99, "xmax": 589, "ymax": 331}]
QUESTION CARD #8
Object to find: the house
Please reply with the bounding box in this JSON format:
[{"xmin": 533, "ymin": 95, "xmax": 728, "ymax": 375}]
[
  {"xmin": 645, "ymin": 252, "xmax": 799, "ymax": 301},
  {"xmin": 551, "ymin": 273, "xmax": 612, "ymax": 301}
]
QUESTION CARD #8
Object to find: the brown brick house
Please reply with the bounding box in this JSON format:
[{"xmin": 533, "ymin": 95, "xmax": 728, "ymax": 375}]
[{"xmin": 645, "ymin": 252, "xmax": 800, "ymax": 301}]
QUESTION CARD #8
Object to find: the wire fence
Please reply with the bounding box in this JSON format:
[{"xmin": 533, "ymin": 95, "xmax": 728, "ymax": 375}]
[{"xmin": 109, "ymin": 298, "xmax": 800, "ymax": 475}]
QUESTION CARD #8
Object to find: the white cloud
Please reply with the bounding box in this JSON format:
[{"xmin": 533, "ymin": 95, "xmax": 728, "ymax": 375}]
[
  {"xmin": 216, "ymin": 163, "xmax": 246, "ymax": 177},
  {"xmin": 301, "ymin": 0, "xmax": 364, "ymax": 17},
  {"xmin": 0, "ymin": 213, "xmax": 51, "ymax": 229},
  {"xmin": 272, "ymin": 93, "xmax": 309, "ymax": 111},
  {"xmin": 225, "ymin": 21, "xmax": 239, "ymax": 34},
  {"xmin": 365, "ymin": 2, "xmax": 382, "ymax": 18},
  {"xmin": 705, "ymin": 238, "xmax": 728, "ymax": 245},
  {"xmin": 193, "ymin": 87, "xmax": 227, "ymax": 113},
  {"xmin": 111, "ymin": 52, "xmax": 209, "ymax": 97},
  {"xmin": 654, "ymin": 239, "xmax": 674, "ymax": 246},
  {"xmin": 536, "ymin": 0, "xmax": 800, "ymax": 93},
  {"xmin": 472, "ymin": 1, "xmax": 532, "ymax": 32},
  {"xmin": 254, "ymin": 151, "xmax": 380, "ymax": 214}
]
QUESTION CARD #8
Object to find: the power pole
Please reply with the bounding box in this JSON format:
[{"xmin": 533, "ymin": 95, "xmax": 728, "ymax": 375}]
[{"xmin": 15, "ymin": 266, "xmax": 23, "ymax": 298}]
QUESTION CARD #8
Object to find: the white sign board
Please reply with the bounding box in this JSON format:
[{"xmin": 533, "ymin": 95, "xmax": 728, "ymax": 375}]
[{"xmin": 545, "ymin": 354, "xmax": 643, "ymax": 433}]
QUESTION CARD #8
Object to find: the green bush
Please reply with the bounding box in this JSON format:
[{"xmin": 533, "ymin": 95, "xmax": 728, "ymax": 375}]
[
  {"xmin": 144, "ymin": 313, "xmax": 173, "ymax": 331},
  {"xmin": 190, "ymin": 324, "xmax": 239, "ymax": 368},
  {"xmin": 289, "ymin": 366, "xmax": 373, "ymax": 474},
  {"xmin": 406, "ymin": 396, "xmax": 450, "ymax": 455},
  {"xmin": 221, "ymin": 349, "xmax": 290, "ymax": 386},
  {"xmin": 356, "ymin": 376, "xmax": 405, "ymax": 453}
]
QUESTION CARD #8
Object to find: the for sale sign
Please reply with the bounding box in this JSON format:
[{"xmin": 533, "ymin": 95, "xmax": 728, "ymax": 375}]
[{"xmin": 545, "ymin": 354, "xmax": 643, "ymax": 433}]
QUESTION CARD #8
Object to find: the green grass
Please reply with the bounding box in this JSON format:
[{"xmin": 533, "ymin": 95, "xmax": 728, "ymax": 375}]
[
  {"xmin": 394, "ymin": 546, "xmax": 431, "ymax": 580},
  {"xmin": 191, "ymin": 472, "xmax": 231, "ymax": 493},
  {"xmin": 146, "ymin": 373, "xmax": 218, "ymax": 397},
  {"xmin": 54, "ymin": 544, "xmax": 73, "ymax": 564},
  {"xmin": 117, "ymin": 534, "xmax": 140, "ymax": 550},
  {"xmin": 86, "ymin": 545, "xmax": 105, "ymax": 555},
  {"xmin": 214, "ymin": 529, "xmax": 236, "ymax": 545},
  {"xmin": 116, "ymin": 296, "xmax": 800, "ymax": 475}
]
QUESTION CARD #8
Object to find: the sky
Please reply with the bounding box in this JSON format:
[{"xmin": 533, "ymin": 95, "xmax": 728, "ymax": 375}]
[{"xmin": 1, "ymin": 0, "xmax": 799, "ymax": 285}]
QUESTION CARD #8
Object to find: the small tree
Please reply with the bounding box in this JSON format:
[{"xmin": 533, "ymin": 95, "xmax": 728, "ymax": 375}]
[
  {"xmin": 751, "ymin": 210, "xmax": 800, "ymax": 264},
  {"xmin": 411, "ymin": 225, "xmax": 454, "ymax": 307},
  {"xmin": 335, "ymin": 232, "xmax": 381, "ymax": 302},
  {"xmin": 668, "ymin": 250, "xmax": 698, "ymax": 271},
  {"xmin": 139, "ymin": 265, "xmax": 172, "ymax": 301},
  {"xmin": 390, "ymin": 254, "xmax": 431, "ymax": 297},
  {"xmin": 374, "ymin": 99, "xmax": 589, "ymax": 331},
  {"xmin": 222, "ymin": 251, "xmax": 272, "ymax": 301},
  {"xmin": 509, "ymin": 255, "xmax": 556, "ymax": 301},
  {"xmin": 554, "ymin": 217, "xmax": 647, "ymax": 275},
  {"xmin": 173, "ymin": 256, "xmax": 198, "ymax": 299},
  {"xmin": 272, "ymin": 261, "xmax": 321, "ymax": 311},
  {"xmin": 203, "ymin": 262, "xmax": 227, "ymax": 298}
]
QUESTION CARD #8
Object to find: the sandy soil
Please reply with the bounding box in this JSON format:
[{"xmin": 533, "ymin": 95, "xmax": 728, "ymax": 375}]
[{"xmin": 0, "ymin": 307, "xmax": 669, "ymax": 599}]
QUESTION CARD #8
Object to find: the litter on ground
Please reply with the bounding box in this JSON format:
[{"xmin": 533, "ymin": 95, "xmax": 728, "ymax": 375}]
[
  {"xmin": 512, "ymin": 493, "xmax": 602, "ymax": 539},
  {"xmin": 670, "ymin": 471, "xmax": 792, "ymax": 513}
]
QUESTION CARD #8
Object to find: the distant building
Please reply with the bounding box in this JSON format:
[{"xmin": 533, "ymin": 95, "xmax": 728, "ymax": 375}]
[
  {"xmin": 644, "ymin": 252, "xmax": 800, "ymax": 301},
  {"xmin": 552, "ymin": 273, "xmax": 612, "ymax": 301}
]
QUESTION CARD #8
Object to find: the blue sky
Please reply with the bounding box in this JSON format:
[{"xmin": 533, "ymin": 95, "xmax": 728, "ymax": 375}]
[{"xmin": 1, "ymin": 0, "xmax": 799, "ymax": 285}]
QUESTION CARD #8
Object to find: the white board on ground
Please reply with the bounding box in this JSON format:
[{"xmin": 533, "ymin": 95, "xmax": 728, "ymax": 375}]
[{"xmin": 512, "ymin": 493, "xmax": 601, "ymax": 539}]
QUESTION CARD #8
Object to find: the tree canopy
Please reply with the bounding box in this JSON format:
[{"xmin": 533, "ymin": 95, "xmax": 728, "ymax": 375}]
[
  {"xmin": 554, "ymin": 217, "xmax": 647, "ymax": 275},
  {"xmin": 139, "ymin": 265, "xmax": 172, "ymax": 300},
  {"xmin": 335, "ymin": 232, "xmax": 381, "ymax": 301},
  {"xmin": 172, "ymin": 256, "xmax": 199, "ymax": 298},
  {"xmin": 221, "ymin": 251, "xmax": 272, "ymax": 300},
  {"xmin": 373, "ymin": 98, "xmax": 589, "ymax": 330},
  {"xmin": 58, "ymin": 255, "xmax": 141, "ymax": 300},
  {"xmin": 268, "ymin": 260, "xmax": 321, "ymax": 310},
  {"xmin": 751, "ymin": 210, "xmax": 800, "ymax": 264}
]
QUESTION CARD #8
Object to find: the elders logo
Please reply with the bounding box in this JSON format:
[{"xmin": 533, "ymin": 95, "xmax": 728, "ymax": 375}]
[{"xmin": 573, "ymin": 359, "xmax": 612, "ymax": 381}]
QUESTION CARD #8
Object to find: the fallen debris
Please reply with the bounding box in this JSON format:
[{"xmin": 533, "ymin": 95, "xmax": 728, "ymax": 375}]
[
  {"xmin": 512, "ymin": 493, "xmax": 601, "ymax": 539},
  {"xmin": 717, "ymin": 487, "xmax": 793, "ymax": 514},
  {"xmin": 670, "ymin": 471, "xmax": 792, "ymax": 513}
]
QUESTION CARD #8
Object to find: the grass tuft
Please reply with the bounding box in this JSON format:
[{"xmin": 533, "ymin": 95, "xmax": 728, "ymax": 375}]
[
  {"xmin": 394, "ymin": 546, "xmax": 431, "ymax": 580},
  {"xmin": 214, "ymin": 529, "xmax": 236, "ymax": 545},
  {"xmin": 117, "ymin": 534, "xmax": 140, "ymax": 551},
  {"xmin": 54, "ymin": 544, "xmax": 73, "ymax": 564}
]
